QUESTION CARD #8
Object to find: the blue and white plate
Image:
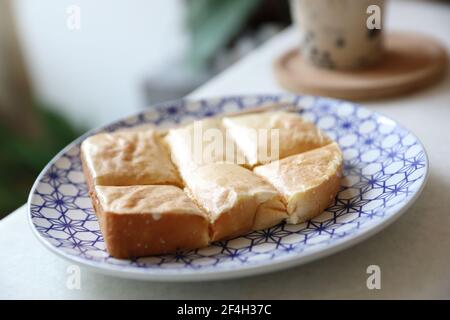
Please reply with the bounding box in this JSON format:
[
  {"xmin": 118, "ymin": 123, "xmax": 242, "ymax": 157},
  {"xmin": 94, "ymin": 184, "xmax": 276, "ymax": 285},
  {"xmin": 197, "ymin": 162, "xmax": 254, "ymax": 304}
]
[{"xmin": 28, "ymin": 95, "xmax": 428, "ymax": 281}]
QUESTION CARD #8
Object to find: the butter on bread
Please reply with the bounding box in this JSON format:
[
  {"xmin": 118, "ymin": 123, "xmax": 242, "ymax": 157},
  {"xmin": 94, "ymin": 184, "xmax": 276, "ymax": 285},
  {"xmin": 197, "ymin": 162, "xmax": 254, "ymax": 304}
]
[
  {"xmin": 164, "ymin": 117, "xmax": 246, "ymax": 174},
  {"xmin": 165, "ymin": 118, "xmax": 287, "ymax": 240},
  {"xmin": 223, "ymin": 111, "xmax": 331, "ymax": 167},
  {"xmin": 81, "ymin": 129, "xmax": 182, "ymax": 187},
  {"xmin": 182, "ymin": 163, "xmax": 287, "ymax": 241},
  {"xmin": 254, "ymin": 142, "xmax": 343, "ymax": 224},
  {"xmin": 81, "ymin": 110, "xmax": 344, "ymax": 259},
  {"xmin": 93, "ymin": 185, "xmax": 209, "ymax": 258}
]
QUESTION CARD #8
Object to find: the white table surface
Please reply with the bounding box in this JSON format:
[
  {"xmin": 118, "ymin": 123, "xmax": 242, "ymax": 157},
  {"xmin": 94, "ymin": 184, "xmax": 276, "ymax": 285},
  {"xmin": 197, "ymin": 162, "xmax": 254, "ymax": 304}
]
[{"xmin": 1, "ymin": 0, "xmax": 450, "ymax": 299}]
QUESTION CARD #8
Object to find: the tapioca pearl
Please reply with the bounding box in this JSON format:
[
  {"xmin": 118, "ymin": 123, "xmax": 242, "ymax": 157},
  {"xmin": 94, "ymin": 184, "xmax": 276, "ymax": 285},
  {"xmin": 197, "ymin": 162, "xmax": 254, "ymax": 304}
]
[
  {"xmin": 305, "ymin": 31, "xmax": 314, "ymax": 43},
  {"xmin": 335, "ymin": 37, "xmax": 345, "ymax": 48},
  {"xmin": 367, "ymin": 28, "xmax": 381, "ymax": 39},
  {"xmin": 319, "ymin": 52, "xmax": 336, "ymax": 69}
]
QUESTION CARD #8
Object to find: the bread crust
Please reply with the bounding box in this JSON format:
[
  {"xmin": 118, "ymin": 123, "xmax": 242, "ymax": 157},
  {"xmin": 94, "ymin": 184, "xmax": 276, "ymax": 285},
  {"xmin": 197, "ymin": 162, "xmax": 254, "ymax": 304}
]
[
  {"xmin": 208, "ymin": 197, "xmax": 257, "ymax": 241},
  {"xmin": 254, "ymin": 142, "xmax": 343, "ymax": 224},
  {"xmin": 96, "ymin": 208, "xmax": 209, "ymax": 259},
  {"xmin": 80, "ymin": 114, "xmax": 343, "ymax": 258},
  {"xmin": 82, "ymin": 152, "xmax": 209, "ymax": 259}
]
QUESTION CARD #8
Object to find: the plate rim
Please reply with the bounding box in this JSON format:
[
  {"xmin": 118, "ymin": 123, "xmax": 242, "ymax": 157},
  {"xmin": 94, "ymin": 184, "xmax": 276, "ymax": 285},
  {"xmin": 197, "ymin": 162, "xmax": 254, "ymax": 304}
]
[{"xmin": 27, "ymin": 94, "xmax": 429, "ymax": 282}]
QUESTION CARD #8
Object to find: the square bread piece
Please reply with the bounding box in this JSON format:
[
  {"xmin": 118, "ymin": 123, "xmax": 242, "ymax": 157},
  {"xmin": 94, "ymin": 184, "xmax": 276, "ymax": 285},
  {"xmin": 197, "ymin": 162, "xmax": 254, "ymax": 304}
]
[
  {"xmin": 92, "ymin": 185, "xmax": 210, "ymax": 258},
  {"xmin": 254, "ymin": 142, "xmax": 343, "ymax": 224},
  {"xmin": 165, "ymin": 117, "xmax": 246, "ymax": 174},
  {"xmin": 183, "ymin": 163, "xmax": 287, "ymax": 241},
  {"xmin": 81, "ymin": 128, "xmax": 182, "ymax": 187},
  {"xmin": 223, "ymin": 111, "xmax": 331, "ymax": 167}
]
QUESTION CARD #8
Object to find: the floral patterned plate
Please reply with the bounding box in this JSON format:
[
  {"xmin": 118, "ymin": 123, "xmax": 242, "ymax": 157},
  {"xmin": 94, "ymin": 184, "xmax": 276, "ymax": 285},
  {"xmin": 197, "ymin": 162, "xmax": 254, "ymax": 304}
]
[{"xmin": 28, "ymin": 95, "xmax": 428, "ymax": 281}]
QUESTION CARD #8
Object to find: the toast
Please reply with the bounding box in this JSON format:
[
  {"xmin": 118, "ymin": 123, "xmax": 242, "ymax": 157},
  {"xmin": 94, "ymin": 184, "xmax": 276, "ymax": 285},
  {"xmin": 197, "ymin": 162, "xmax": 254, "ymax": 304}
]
[{"xmin": 254, "ymin": 143, "xmax": 343, "ymax": 224}]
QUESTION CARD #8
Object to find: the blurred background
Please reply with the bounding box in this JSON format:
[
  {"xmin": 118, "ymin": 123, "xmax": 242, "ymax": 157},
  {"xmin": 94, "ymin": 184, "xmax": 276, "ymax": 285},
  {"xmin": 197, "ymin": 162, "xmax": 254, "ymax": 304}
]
[
  {"xmin": 0, "ymin": 0, "xmax": 447, "ymax": 218},
  {"xmin": 0, "ymin": 0, "xmax": 291, "ymax": 218}
]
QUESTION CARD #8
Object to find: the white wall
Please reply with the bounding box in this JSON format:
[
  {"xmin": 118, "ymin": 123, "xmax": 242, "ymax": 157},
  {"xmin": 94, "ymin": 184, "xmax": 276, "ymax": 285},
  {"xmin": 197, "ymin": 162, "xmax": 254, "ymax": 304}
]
[{"xmin": 13, "ymin": 0, "xmax": 187, "ymax": 129}]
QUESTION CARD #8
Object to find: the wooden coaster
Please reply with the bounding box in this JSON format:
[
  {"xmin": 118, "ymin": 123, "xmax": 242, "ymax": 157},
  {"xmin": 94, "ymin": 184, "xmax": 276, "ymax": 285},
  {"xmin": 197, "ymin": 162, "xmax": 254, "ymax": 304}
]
[{"xmin": 274, "ymin": 32, "xmax": 448, "ymax": 100}]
